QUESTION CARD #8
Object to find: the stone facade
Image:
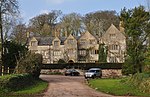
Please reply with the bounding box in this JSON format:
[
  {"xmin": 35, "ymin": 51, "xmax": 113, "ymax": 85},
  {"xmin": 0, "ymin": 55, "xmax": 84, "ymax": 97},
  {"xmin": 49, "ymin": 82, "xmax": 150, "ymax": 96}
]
[
  {"xmin": 28, "ymin": 24, "xmax": 126, "ymax": 64},
  {"xmin": 102, "ymin": 24, "xmax": 126, "ymax": 63}
]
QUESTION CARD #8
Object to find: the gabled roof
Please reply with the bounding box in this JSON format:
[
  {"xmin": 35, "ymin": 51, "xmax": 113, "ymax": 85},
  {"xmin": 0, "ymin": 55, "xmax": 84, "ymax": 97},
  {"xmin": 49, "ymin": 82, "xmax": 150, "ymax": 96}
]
[
  {"xmin": 78, "ymin": 31, "xmax": 99, "ymax": 41},
  {"xmin": 102, "ymin": 24, "xmax": 126, "ymax": 41},
  {"xmin": 64, "ymin": 34, "xmax": 78, "ymax": 43},
  {"xmin": 106, "ymin": 24, "xmax": 121, "ymax": 35}
]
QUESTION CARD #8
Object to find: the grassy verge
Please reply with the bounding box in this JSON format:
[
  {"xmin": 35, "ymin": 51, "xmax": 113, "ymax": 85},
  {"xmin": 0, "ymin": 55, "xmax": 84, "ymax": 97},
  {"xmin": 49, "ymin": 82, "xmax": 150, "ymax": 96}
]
[
  {"xmin": 0, "ymin": 79, "xmax": 48, "ymax": 97},
  {"xmin": 89, "ymin": 78, "xmax": 150, "ymax": 96},
  {"xmin": 14, "ymin": 79, "xmax": 48, "ymax": 94}
]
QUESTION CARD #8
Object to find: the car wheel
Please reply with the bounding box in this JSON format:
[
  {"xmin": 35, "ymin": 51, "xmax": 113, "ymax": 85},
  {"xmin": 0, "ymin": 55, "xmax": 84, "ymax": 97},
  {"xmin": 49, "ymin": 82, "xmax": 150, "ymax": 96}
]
[
  {"xmin": 71, "ymin": 73, "xmax": 74, "ymax": 76},
  {"xmin": 92, "ymin": 75, "xmax": 95, "ymax": 79}
]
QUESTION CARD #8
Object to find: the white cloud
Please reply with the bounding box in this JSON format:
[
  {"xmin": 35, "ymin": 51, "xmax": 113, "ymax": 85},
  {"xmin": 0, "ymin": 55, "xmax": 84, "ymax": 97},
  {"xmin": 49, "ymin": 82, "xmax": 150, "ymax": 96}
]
[{"xmin": 45, "ymin": 0, "xmax": 64, "ymax": 4}]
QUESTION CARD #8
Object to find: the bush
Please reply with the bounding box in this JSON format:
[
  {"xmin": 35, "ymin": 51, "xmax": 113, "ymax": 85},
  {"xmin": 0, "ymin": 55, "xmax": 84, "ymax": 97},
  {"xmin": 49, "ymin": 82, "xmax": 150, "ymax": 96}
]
[
  {"xmin": 122, "ymin": 56, "xmax": 135, "ymax": 75},
  {"xmin": 127, "ymin": 73, "xmax": 150, "ymax": 93},
  {"xmin": 15, "ymin": 53, "xmax": 43, "ymax": 78},
  {"xmin": 139, "ymin": 78, "xmax": 150, "ymax": 93},
  {"xmin": 0, "ymin": 74, "xmax": 34, "ymax": 92}
]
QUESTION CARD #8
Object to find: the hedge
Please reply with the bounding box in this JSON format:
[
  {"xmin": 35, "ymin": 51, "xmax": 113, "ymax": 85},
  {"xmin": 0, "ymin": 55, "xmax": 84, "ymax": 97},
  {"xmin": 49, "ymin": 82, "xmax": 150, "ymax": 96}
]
[
  {"xmin": 42, "ymin": 63, "xmax": 123, "ymax": 70},
  {"xmin": 0, "ymin": 74, "xmax": 34, "ymax": 92}
]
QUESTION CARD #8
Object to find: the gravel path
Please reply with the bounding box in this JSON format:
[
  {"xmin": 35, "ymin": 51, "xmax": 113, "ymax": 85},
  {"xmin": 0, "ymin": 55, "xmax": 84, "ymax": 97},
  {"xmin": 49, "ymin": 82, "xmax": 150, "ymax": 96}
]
[{"xmin": 40, "ymin": 75, "xmax": 130, "ymax": 97}]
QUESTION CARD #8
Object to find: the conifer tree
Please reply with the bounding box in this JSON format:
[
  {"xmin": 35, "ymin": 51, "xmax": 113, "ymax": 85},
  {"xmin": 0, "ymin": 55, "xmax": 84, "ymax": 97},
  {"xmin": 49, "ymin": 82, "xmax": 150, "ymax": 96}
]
[{"xmin": 120, "ymin": 6, "xmax": 150, "ymax": 74}]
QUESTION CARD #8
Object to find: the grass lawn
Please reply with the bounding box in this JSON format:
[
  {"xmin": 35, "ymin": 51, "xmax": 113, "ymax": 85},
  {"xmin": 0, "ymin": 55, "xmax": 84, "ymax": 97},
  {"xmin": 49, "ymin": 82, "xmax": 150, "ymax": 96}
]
[
  {"xmin": 89, "ymin": 78, "xmax": 150, "ymax": 96},
  {"xmin": 0, "ymin": 79, "xmax": 48, "ymax": 97}
]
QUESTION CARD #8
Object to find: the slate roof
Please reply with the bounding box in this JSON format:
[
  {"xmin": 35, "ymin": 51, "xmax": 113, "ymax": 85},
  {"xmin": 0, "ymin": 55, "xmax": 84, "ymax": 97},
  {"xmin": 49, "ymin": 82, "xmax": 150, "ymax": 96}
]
[
  {"xmin": 38, "ymin": 37, "xmax": 54, "ymax": 45},
  {"xmin": 59, "ymin": 37, "xmax": 67, "ymax": 45},
  {"xmin": 32, "ymin": 33, "xmax": 99, "ymax": 46},
  {"xmin": 74, "ymin": 36, "xmax": 81, "ymax": 40},
  {"xmin": 33, "ymin": 36, "xmax": 67, "ymax": 45}
]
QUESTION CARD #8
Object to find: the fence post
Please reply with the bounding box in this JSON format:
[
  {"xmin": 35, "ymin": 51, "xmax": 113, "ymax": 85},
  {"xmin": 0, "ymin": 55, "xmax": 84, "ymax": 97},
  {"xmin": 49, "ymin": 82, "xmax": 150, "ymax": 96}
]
[
  {"xmin": 2, "ymin": 66, "xmax": 4, "ymax": 76},
  {"xmin": 7, "ymin": 67, "xmax": 9, "ymax": 74}
]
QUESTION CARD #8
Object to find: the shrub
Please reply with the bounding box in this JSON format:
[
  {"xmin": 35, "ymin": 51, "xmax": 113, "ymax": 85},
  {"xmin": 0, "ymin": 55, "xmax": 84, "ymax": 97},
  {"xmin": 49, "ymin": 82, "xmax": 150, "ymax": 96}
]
[
  {"xmin": 122, "ymin": 56, "xmax": 135, "ymax": 75},
  {"xmin": 0, "ymin": 74, "xmax": 34, "ymax": 92},
  {"xmin": 139, "ymin": 78, "xmax": 150, "ymax": 93},
  {"xmin": 126, "ymin": 73, "xmax": 150, "ymax": 93},
  {"xmin": 15, "ymin": 53, "xmax": 43, "ymax": 78}
]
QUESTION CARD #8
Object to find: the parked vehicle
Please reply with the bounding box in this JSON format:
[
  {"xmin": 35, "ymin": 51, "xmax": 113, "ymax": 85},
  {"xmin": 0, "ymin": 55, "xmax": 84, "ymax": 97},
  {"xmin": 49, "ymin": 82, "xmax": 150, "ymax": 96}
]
[
  {"xmin": 84, "ymin": 68, "xmax": 102, "ymax": 79},
  {"xmin": 64, "ymin": 69, "xmax": 80, "ymax": 76}
]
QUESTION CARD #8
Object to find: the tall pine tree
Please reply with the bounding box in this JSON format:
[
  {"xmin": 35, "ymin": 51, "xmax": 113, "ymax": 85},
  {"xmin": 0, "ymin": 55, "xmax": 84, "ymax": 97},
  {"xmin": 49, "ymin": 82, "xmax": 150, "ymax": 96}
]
[{"xmin": 120, "ymin": 6, "xmax": 150, "ymax": 74}]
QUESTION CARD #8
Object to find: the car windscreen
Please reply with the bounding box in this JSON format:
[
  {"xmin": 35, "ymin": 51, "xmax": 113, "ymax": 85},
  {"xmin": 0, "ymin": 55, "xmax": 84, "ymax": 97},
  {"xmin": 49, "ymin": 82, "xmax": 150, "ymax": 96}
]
[
  {"xmin": 66, "ymin": 70, "xmax": 72, "ymax": 72},
  {"xmin": 88, "ymin": 70, "xmax": 96, "ymax": 72}
]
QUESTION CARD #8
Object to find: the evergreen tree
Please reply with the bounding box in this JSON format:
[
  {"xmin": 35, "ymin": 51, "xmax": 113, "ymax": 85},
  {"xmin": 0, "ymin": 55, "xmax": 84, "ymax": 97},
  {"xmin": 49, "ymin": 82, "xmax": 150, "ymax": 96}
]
[
  {"xmin": 3, "ymin": 41, "xmax": 27, "ymax": 68},
  {"xmin": 98, "ymin": 43, "xmax": 107, "ymax": 63},
  {"xmin": 120, "ymin": 6, "xmax": 150, "ymax": 74}
]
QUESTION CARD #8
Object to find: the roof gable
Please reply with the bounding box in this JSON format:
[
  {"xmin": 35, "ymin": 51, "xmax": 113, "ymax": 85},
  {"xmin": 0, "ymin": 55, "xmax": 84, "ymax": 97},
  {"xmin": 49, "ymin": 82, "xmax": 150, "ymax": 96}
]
[
  {"xmin": 65, "ymin": 34, "xmax": 77, "ymax": 43},
  {"xmin": 79, "ymin": 31, "xmax": 97, "ymax": 40},
  {"xmin": 103, "ymin": 24, "xmax": 125, "ymax": 39},
  {"xmin": 106, "ymin": 24, "xmax": 119, "ymax": 34},
  {"xmin": 30, "ymin": 37, "xmax": 38, "ymax": 42},
  {"xmin": 102, "ymin": 24, "xmax": 126, "ymax": 44},
  {"xmin": 53, "ymin": 37, "xmax": 60, "ymax": 42}
]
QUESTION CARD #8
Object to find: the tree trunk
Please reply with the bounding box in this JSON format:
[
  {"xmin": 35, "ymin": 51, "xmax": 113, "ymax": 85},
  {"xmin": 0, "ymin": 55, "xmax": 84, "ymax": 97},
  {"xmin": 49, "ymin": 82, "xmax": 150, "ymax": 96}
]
[
  {"xmin": 0, "ymin": 5, "xmax": 4, "ymax": 76},
  {"xmin": 139, "ymin": 63, "xmax": 142, "ymax": 73}
]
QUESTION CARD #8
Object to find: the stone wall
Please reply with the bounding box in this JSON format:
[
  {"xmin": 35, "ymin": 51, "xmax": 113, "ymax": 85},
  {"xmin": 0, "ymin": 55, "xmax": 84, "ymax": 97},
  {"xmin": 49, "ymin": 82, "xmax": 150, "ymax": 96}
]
[
  {"xmin": 102, "ymin": 69, "xmax": 122, "ymax": 78},
  {"xmin": 41, "ymin": 69, "xmax": 122, "ymax": 78}
]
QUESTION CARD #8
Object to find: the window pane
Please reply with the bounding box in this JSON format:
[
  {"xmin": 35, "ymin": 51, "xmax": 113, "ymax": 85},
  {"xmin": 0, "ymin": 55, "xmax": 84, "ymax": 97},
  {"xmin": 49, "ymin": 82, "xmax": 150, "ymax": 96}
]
[{"xmin": 54, "ymin": 41, "xmax": 59, "ymax": 46}]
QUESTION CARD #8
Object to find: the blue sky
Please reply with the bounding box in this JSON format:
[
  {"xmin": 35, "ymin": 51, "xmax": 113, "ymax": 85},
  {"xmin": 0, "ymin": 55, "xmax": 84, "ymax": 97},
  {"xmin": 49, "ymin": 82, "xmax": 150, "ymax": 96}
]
[{"xmin": 19, "ymin": 0, "xmax": 146, "ymax": 23}]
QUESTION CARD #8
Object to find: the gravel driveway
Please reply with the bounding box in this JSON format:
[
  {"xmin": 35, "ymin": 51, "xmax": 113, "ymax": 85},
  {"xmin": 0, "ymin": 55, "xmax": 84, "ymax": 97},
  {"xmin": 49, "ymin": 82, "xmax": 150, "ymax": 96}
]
[{"xmin": 40, "ymin": 75, "xmax": 125, "ymax": 97}]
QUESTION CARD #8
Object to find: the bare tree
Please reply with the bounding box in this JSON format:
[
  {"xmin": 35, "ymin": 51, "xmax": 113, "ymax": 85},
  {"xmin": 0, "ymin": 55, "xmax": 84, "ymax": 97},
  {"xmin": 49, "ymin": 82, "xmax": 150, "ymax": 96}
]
[
  {"xmin": 29, "ymin": 10, "xmax": 62, "ymax": 37},
  {"xmin": 60, "ymin": 13, "xmax": 83, "ymax": 37},
  {"xmin": 0, "ymin": 0, "xmax": 19, "ymax": 74},
  {"xmin": 83, "ymin": 10, "xmax": 119, "ymax": 37},
  {"xmin": 10, "ymin": 22, "xmax": 27, "ymax": 44}
]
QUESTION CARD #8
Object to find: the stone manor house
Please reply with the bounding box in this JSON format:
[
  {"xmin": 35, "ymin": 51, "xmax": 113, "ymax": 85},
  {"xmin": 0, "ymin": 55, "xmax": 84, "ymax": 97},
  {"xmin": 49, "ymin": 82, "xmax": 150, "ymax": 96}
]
[{"xmin": 28, "ymin": 24, "xmax": 126, "ymax": 64}]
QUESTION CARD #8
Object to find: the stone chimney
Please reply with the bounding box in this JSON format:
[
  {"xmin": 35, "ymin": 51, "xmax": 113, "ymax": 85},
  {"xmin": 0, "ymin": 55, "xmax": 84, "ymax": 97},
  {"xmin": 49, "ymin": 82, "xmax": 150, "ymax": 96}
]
[
  {"xmin": 119, "ymin": 21, "xmax": 125, "ymax": 33},
  {"xmin": 54, "ymin": 28, "xmax": 60, "ymax": 37}
]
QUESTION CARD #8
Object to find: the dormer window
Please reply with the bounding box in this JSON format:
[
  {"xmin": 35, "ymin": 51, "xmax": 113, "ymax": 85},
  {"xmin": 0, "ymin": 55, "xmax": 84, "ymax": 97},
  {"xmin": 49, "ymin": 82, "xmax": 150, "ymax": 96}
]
[
  {"xmin": 54, "ymin": 41, "xmax": 59, "ymax": 46},
  {"xmin": 31, "ymin": 41, "xmax": 37, "ymax": 46}
]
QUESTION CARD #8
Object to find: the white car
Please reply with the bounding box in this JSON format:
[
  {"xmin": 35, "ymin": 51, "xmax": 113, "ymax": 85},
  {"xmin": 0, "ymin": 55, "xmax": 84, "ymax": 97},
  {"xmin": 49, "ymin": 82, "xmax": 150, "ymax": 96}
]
[{"xmin": 84, "ymin": 68, "xmax": 102, "ymax": 79}]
